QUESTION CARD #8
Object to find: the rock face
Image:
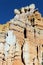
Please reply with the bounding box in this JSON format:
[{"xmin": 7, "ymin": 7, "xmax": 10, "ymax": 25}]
[{"xmin": 0, "ymin": 4, "xmax": 43, "ymax": 65}]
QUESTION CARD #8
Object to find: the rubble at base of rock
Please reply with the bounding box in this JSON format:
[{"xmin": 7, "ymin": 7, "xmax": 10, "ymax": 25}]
[{"xmin": 0, "ymin": 4, "xmax": 43, "ymax": 65}]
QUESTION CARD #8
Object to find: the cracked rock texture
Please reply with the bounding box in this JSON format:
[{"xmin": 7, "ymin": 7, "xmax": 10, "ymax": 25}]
[{"xmin": 0, "ymin": 4, "xmax": 43, "ymax": 65}]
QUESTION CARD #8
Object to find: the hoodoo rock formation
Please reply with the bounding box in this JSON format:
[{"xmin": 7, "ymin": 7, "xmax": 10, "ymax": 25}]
[{"xmin": 0, "ymin": 4, "xmax": 43, "ymax": 65}]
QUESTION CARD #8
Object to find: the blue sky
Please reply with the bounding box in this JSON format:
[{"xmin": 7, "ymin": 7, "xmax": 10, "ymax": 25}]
[{"xmin": 0, "ymin": 0, "xmax": 43, "ymax": 24}]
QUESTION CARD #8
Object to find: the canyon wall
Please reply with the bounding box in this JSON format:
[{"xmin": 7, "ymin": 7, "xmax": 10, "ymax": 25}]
[{"xmin": 0, "ymin": 4, "xmax": 43, "ymax": 65}]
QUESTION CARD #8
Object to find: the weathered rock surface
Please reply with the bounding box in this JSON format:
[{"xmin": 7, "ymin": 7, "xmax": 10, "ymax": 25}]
[{"xmin": 0, "ymin": 4, "xmax": 43, "ymax": 65}]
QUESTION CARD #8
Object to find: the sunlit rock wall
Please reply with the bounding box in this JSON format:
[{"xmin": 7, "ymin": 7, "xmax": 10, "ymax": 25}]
[{"xmin": 0, "ymin": 4, "xmax": 43, "ymax": 65}]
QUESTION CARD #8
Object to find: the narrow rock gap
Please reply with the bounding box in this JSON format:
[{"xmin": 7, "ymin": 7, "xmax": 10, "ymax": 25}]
[
  {"xmin": 42, "ymin": 44, "xmax": 43, "ymax": 47},
  {"xmin": 21, "ymin": 44, "xmax": 25, "ymax": 65},
  {"xmin": 31, "ymin": 18, "xmax": 35, "ymax": 27},
  {"xmin": 33, "ymin": 63, "xmax": 35, "ymax": 65},
  {"xmin": 37, "ymin": 46, "xmax": 38, "ymax": 59},
  {"xmin": 24, "ymin": 28, "xmax": 27, "ymax": 38}
]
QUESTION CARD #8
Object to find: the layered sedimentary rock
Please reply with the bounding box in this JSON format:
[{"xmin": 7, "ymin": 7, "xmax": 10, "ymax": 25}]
[{"xmin": 0, "ymin": 4, "xmax": 43, "ymax": 65}]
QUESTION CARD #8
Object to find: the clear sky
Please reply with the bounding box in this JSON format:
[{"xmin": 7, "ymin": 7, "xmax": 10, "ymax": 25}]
[{"xmin": 0, "ymin": 0, "xmax": 43, "ymax": 24}]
